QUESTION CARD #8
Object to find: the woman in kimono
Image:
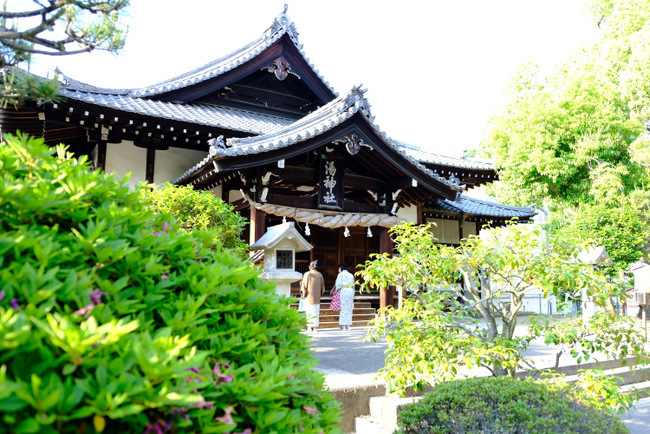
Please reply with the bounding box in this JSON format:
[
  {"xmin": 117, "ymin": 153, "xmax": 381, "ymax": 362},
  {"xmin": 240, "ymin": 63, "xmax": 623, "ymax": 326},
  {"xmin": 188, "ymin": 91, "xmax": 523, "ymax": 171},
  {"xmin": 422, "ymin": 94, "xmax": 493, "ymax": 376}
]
[{"xmin": 333, "ymin": 263, "xmax": 355, "ymax": 330}]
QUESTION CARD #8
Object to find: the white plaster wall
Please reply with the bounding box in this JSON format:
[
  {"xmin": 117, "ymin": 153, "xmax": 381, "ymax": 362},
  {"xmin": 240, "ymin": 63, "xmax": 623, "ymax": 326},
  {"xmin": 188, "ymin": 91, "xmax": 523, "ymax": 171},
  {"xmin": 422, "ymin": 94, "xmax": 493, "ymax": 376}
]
[
  {"xmin": 154, "ymin": 147, "xmax": 206, "ymax": 185},
  {"xmin": 229, "ymin": 189, "xmax": 244, "ymax": 203},
  {"xmin": 397, "ymin": 205, "xmax": 418, "ymax": 224},
  {"xmin": 209, "ymin": 185, "xmax": 223, "ymax": 199},
  {"xmin": 462, "ymin": 221, "xmax": 477, "ymax": 238},
  {"xmin": 633, "ymin": 264, "xmax": 650, "ymax": 292},
  {"xmin": 426, "ymin": 217, "xmax": 460, "ymax": 245},
  {"xmin": 105, "ymin": 140, "xmax": 146, "ymax": 188}
]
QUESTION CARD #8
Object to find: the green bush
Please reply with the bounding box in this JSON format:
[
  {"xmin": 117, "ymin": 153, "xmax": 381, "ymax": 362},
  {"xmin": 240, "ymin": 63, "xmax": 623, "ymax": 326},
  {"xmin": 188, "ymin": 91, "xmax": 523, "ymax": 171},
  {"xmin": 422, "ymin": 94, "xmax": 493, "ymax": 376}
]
[
  {"xmin": 139, "ymin": 182, "xmax": 248, "ymax": 258},
  {"xmin": 0, "ymin": 133, "xmax": 340, "ymax": 433},
  {"xmin": 396, "ymin": 376, "xmax": 627, "ymax": 434}
]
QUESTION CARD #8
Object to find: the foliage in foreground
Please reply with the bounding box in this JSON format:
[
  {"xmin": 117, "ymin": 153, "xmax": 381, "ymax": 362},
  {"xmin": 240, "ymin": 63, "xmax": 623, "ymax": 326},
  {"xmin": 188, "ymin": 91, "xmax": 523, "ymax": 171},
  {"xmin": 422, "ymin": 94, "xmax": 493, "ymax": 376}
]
[
  {"xmin": 0, "ymin": 134, "xmax": 340, "ymax": 433},
  {"xmin": 358, "ymin": 222, "xmax": 645, "ymax": 402},
  {"xmin": 139, "ymin": 182, "xmax": 248, "ymax": 258},
  {"xmin": 396, "ymin": 376, "xmax": 628, "ymax": 434}
]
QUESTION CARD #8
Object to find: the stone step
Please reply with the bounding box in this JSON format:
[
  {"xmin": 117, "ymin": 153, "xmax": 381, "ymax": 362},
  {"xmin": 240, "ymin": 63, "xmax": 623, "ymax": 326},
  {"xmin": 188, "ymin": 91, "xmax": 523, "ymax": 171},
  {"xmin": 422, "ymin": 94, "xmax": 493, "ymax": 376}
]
[
  {"xmin": 317, "ymin": 320, "xmax": 375, "ymax": 329},
  {"xmin": 320, "ymin": 307, "xmax": 375, "ymax": 314},
  {"xmin": 293, "ymin": 300, "xmax": 378, "ymax": 329},
  {"xmin": 355, "ymin": 396, "xmax": 421, "ymax": 433},
  {"xmin": 320, "ymin": 316, "xmax": 377, "ymax": 326},
  {"xmin": 291, "ymin": 302, "xmax": 373, "ymax": 309}
]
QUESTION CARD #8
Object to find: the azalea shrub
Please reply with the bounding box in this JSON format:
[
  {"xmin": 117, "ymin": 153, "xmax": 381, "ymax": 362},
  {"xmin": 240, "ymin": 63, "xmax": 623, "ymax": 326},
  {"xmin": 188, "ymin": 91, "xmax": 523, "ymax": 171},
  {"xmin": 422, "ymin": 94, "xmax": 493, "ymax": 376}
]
[
  {"xmin": 139, "ymin": 182, "xmax": 248, "ymax": 258},
  {"xmin": 0, "ymin": 134, "xmax": 340, "ymax": 433},
  {"xmin": 396, "ymin": 376, "xmax": 628, "ymax": 433}
]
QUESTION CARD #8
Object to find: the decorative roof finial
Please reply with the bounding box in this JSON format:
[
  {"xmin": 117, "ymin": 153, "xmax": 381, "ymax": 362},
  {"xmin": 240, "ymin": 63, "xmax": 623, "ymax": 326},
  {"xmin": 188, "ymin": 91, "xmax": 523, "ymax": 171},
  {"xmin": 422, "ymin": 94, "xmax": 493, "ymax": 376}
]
[{"xmin": 283, "ymin": 4, "xmax": 288, "ymax": 13}]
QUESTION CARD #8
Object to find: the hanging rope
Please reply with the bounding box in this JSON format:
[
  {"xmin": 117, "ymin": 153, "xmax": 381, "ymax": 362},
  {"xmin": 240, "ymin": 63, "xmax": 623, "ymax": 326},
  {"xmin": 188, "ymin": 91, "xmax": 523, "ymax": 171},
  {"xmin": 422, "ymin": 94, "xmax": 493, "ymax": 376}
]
[{"xmin": 246, "ymin": 196, "xmax": 402, "ymax": 229}]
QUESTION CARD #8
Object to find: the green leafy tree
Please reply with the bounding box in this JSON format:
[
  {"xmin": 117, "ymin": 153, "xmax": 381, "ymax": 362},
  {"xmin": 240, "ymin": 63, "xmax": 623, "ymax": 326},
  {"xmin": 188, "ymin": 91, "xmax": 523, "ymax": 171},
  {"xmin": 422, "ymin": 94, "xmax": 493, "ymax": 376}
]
[
  {"xmin": 358, "ymin": 222, "xmax": 645, "ymax": 400},
  {"xmin": 0, "ymin": 134, "xmax": 340, "ymax": 433},
  {"xmin": 481, "ymin": 0, "xmax": 650, "ymax": 269},
  {"xmin": 553, "ymin": 200, "xmax": 648, "ymax": 273},
  {"xmin": 139, "ymin": 182, "xmax": 248, "ymax": 258}
]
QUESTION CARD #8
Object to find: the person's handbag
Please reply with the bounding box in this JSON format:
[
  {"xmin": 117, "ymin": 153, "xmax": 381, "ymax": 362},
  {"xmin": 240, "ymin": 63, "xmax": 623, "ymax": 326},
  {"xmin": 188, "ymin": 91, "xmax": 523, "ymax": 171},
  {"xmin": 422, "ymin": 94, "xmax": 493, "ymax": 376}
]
[
  {"xmin": 298, "ymin": 297, "xmax": 306, "ymax": 312},
  {"xmin": 329, "ymin": 289, "xmax": 341, "ymax": 311}
]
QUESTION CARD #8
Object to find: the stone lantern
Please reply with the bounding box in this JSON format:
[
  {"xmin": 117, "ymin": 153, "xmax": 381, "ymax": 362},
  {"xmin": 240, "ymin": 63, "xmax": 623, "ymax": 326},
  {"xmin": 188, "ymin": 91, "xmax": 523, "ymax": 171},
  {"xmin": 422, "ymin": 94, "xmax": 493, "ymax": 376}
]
[
  {"xmin": 250, "ymin": 222, "xmax": 312, "ymax": 297},
  {"xmin": 577, "ymin": 246, "xmax": 613, "ymax": 324}
]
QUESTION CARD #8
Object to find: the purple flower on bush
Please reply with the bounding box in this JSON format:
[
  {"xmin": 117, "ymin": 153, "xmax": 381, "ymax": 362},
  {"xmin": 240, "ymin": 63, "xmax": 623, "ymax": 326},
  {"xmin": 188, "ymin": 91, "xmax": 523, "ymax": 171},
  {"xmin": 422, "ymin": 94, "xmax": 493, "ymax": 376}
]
[
  {"xmin": 89, "ymin": 288, "xmax": 107, "ymax": 305},
  {"xmin": 161, "ymin": 273, "xmax": 168, "ymax": 281},
  {"xmin": 214, "ymin": 406, "xmax": 235, "ymax": 424},
  {"xmin": 153, "ymin": 222, "xmax": 173, "ymax": 236},
  {"xmin": 193, "ymin": 400, "xmax": 214, "ymax": 410},
  {"xmin": 212, "ymin": 362, "xmax": 234, "ymax": 384},
  {"xmin": 10, "ymin": 298, "xmax": 19, "ymax": 309},
  {"xmin": 172, "ymin": 407, "xmax": 190, "ymax": 421},
  {"xmin": 186, "ymin": 367, "xmax": 202, "ymax": 384},
  {"xmin": 303, "ymin": 406, "xmax": 319, "ymax": 414},
  {"xmin": 0, "ymin": 290, "xmax": 5, "ymax": 302},
  {"xmin": 144, "ymin": 419, "xmax": 173, "ymax": 434},
  {"xmin": 74, "ymin": 304, "xmax": 94, "ymax": 316}
]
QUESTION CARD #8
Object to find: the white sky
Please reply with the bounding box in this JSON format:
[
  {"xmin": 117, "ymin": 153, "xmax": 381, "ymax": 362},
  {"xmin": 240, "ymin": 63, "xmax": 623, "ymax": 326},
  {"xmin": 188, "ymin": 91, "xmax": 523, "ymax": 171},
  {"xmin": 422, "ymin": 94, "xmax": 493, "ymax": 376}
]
[{"xmin": 31, "ymin": 0, "xmax": 599, "ymax": 156}]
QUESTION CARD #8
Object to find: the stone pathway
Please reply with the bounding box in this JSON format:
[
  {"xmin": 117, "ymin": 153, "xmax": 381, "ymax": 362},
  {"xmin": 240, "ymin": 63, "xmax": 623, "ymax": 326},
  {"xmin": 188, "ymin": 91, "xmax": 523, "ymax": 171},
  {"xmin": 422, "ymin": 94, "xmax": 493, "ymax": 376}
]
[{"xmin": 307, "ymin": 325, "xmax": 650, "ymax": 433}]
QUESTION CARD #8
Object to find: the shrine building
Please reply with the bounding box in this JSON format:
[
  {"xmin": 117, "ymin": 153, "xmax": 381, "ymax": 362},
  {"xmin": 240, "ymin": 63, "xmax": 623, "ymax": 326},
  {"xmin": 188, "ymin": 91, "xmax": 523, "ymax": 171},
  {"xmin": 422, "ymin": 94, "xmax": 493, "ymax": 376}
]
[{"xmin": 0, "ymin": 8, "xmax": 536, "ymax": 309}]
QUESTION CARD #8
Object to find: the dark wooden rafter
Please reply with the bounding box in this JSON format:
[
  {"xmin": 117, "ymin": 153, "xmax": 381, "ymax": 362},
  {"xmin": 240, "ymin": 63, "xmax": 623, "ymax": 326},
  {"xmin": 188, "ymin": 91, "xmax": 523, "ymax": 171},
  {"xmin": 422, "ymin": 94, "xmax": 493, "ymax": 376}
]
[
  {"xmin": 96, "ymin": 142, "xmax": 106, "ymax": 171},
  {"xmin": 146, "ymin": 148, "xmax": 155, "ymax": 183},
  {"xmin": 14, "ymin": 100, "xmax": 254, "ymax": 154},
  {"xmin": 258, "ymin": 192, "xmax": 391, "ymax": 214},
  {"xmin": 201, "ymin": 75, "xmax": 317, "ymax": 118},
  {"xmin": 421, "ymin": 162, "xmax": 498, "ymax": 187},
  {"xmin": 421, "ymin": 209, "xmax": 532, "ymax": 226},
  {"xmin": 266, "ymin": 165, "xmax": 387, "ymax": 192}
]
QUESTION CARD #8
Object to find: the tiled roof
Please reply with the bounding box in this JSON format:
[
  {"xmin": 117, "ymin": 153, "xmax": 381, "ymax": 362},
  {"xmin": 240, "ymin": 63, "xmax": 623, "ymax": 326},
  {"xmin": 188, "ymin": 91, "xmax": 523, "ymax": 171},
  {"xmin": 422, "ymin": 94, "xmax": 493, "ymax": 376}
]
[
  {"xmin": 213, "ymin": 86, "xmax": 374, "ymax": 156},
  {"xmin": 249, "ymin": 222, "xmax": 312, "ymax": 251},
  {"xmin": 434, "ymin": 195, "xmax": 537, "ymax": 218},
  {"xmin": 403, "ymin": 147, "xmax": 494, "ymax": 171},
  {"xmin": 60, "ymin": 88, "xmax": 293, "ymax": 135},
  {"xmin": 129, "ymin": 9, "xmax": 336, "ymax": 98},
  {"xmin": 175, "ymin": 86, "xmax": 463, "ymax": 191},
  {"xmin": 59, "ymin": 75, "xmax": 131, "ymax": 95}
]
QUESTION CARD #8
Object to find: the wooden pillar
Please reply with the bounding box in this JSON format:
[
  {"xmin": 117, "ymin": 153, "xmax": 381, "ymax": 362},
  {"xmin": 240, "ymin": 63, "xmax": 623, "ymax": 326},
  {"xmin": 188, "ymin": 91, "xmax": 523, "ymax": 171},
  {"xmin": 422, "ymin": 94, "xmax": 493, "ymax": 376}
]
[
  {"xmin": 379, "ymin": 226, "xmax": 395, "ymax": 313},
  {"xmin": 96, "ymin": 142, "xmax": 107, "ymax": 172},
  {"xmin": 146, "ymin": 148, "xmax": 155, "ymax": 183},
  {"xmin": 249, "ymin": 207, "xmax": 266, "ymax": 245}
]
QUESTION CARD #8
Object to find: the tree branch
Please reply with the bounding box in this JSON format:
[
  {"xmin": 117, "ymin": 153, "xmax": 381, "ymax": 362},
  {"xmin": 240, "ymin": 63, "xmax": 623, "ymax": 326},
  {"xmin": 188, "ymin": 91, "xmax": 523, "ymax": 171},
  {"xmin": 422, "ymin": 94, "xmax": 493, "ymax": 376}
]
[
  {"xmin": 0, "ymin": 37, "xmax": 93, "ymax": 56},
  {"xmin": 0, "ymin": 8, "xmax": 64, "ymax": 41},
  {"xmin": 0, "ymin": 3, "xmax": 60, "ymax": 19}
]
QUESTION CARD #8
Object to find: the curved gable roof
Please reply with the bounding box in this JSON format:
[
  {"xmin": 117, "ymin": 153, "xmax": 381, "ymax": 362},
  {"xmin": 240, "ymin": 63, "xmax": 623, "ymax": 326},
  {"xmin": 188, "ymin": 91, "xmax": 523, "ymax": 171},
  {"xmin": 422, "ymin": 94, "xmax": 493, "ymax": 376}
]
[
  {"xmin": 132, "ymin": 9, "xmax": 337, "ymax": 103},
  {"xmin": 174, "ymin": 86, "xmax": 464, "ymax": 198},
  {"xmin": 58, "ymin": 8, "xmax": 336, "ymax": 107},
  {"xmin": 433, "ymin": 195, "xmax": 537, "ymax": 219}
]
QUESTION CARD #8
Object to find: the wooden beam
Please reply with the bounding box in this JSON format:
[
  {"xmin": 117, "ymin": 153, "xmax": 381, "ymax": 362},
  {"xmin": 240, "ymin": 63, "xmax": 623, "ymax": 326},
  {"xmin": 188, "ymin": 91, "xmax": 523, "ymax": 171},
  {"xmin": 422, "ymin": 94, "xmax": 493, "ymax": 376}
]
[
  {"xmin": 378, "ymin": 226, "xmax": 395, "ymax": 314},
  {"xmin": 146, "ymin": 148, "xmax": 155, "ymax": 183},
  {"xmin": 96, "ymin": 142, "xmax": 106, "ymax": 172},
  {"xmin": 250, "ymin": 207, "xmax": 266, "ymax": 245}
]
